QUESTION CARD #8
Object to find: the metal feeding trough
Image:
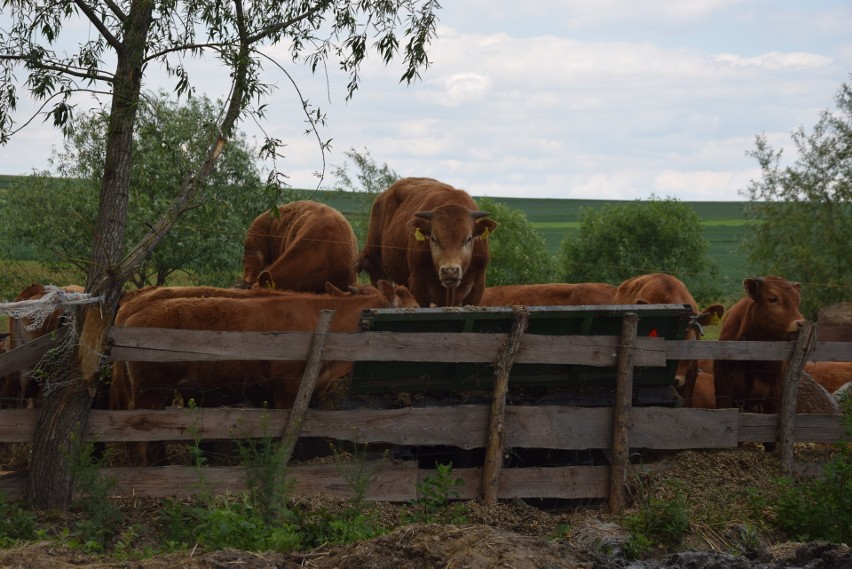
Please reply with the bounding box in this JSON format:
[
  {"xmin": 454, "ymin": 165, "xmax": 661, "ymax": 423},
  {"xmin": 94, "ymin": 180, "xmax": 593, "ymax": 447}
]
[{"xmin": 350, "ymin": 303, "xmax": 696, "ymax": 407}]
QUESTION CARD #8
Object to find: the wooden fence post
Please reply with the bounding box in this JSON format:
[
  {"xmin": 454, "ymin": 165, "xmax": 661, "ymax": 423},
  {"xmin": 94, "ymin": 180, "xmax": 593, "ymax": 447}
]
[
  {"xmin": 280, "ymin": 309, "xmax": 336, "ymax": 465},
  {"xmin": 482, "ymin": 309, "xmax": 529, "ymax": 505},
  {"xmin": 609, "ymin": 312, "xmax": 638, "ymax": 515},
  {"xmin": 779, "ymin": 320, "xmax": 816, "ymax": 477}
]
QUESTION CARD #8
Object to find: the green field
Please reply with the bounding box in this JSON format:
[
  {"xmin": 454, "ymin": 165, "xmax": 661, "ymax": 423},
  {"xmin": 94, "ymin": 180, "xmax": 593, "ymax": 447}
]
[{"xmin": 1, "ymin": 176, "xmax": 754, "ymax": 302}]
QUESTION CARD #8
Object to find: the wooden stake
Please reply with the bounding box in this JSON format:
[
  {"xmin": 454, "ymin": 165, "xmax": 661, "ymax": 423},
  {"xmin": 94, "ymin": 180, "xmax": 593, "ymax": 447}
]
[
  {"xmin": 280, "ymin": 309, "xmax": 336, "ymax": 465},
  {"xmin": 779, "ymin": 320, "xmax": 816, "ymax": 477},
  {"xmin": 609, "ymin": 312, "xmax": 638, "ymax": 515},
  {"xmin": 482, "ymin": 309, "xmax": 529, "ymax": 505}
]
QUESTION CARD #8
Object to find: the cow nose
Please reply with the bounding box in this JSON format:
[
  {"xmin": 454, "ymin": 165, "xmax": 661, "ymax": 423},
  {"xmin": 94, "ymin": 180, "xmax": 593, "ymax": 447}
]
[{"xmin": 440, "ymin": 265, "xmax": 461, "ymax": 285}]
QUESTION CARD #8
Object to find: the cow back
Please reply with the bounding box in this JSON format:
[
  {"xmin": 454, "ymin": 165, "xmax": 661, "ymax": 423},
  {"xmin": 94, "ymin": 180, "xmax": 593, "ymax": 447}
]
[
  {"xmin": 241, "ymin": 201, "xmax": 357, "ymax": 293},
  {"xmin": 481, "ymin": 283, "xmax": 617, "ymax": 307}
]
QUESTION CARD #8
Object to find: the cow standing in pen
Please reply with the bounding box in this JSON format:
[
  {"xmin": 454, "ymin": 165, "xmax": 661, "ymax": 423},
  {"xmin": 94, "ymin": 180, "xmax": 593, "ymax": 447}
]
[
  {"xmin": 1, "ymin": 283, "xmax": 84, "ymax": 407},
  {"xmin": 110, "ymin": 280, "xmax": 418, "ymax": 465},
  {"xmin": 356, "ymin": 177, "xmax": 497, "ymax": 307},
  {"xmin": 613, "ymin": 273, "xmax": 725, "ymax": 406},
  {"xmin": 714, "ymin": 275, "xmax": 805, "ymax": 413},
  {"xmin": 238, "ymin": 201, "xmax": 358, "ymax": 293},
  {"xmin": 480, "ymin": 282, "xmax": 617, "ymax": 307}
]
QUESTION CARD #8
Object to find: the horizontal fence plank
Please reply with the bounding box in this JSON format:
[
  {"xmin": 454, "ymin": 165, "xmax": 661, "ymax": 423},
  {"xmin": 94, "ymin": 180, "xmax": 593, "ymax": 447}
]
[
  {"xmin": 736, "ymin": 412, "xmax": 845, "ymax": 443},
  {"xmin": 0, "ymin": 328, "xmax": 68, "ymax": 377},
  {"xmin": 0, "ymin": 407, "xmax": 841, "ymax": 447},
  {"xmin": 109, "ymin": 327, "xmax": 851, "ymax": 365},
  {"xmin": 109, "ymin": 328, "xmax": 668, "ymax": 367},
  {"xmin": 0, "ymin": 463, "xmax": 639, "ymax": 502}
]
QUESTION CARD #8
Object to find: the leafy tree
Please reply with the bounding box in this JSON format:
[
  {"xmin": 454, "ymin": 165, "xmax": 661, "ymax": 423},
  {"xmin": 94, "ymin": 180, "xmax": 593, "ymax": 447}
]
[
  {"xmin": 0, "ymin": 92, "xmax": 267, "ymax": 288},
  {"xmin": 475, "ymin": 197, "xmax": 557, "ymax": 285},
  {"xmin": 742, "ymin": 79, "xmax": 852, "ymax": 319},
  {"xmin": 0, "ymin": 0, "xmax": 439, "ymax": 508},
  {"xmin": 328, "ymin": 147, "xmax": 400, "ymax": 244},
  {"xmin": 558, "ymin": 198, "xmax": 720, "ymax": 302}
]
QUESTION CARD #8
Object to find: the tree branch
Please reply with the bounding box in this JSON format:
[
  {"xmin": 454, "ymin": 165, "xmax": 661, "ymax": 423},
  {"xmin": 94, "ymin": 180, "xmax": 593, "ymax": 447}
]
[{"xmin": 73, "ymin": 0, "xmax": 123, "ymax": 51}]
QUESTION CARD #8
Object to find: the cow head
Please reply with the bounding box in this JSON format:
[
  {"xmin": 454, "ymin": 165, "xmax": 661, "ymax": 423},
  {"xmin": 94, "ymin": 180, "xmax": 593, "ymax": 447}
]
[
  {"xmin": 743, "ymin": 276, "xmax": 805, "ymax": 339},
  {"xmin": 636, "ymin": 299, "xmax": 725, "ymax": 389},
  {"xmin": 406, "ymin": 204, "xmax": 497, "ymax": 291}
]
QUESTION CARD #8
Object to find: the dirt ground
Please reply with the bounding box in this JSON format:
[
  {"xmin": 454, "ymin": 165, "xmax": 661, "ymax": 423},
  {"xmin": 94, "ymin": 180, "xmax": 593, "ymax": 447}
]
[{"xmin": 0, "ymin": 445, "xmax": 850, "ymax": 569}]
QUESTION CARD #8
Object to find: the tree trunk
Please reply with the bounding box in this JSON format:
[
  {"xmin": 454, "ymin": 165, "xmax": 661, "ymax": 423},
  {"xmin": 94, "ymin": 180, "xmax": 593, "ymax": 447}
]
[{"xmin": 24, "ymin": 0, "xmax": 155, "ymax": 509}]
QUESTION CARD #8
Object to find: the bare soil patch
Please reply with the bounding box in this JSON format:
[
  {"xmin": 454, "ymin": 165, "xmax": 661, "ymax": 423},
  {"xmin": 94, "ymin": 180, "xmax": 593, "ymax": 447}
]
[{"xmin": 0, "ymin": 445, "xmax": 848, "ymax": 568}]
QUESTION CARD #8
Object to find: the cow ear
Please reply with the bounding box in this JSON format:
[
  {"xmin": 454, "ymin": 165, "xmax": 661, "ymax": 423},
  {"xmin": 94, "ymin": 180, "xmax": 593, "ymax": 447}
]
[
  {"xmin": 744, "ymin": 277, "xmax": 762, "ymax": 299},
  {"xmin": 406, "ymin": 217, "xmax": 431, "ymax": 241},
  {"xmin": 258, "ymin": 270, "xmax": 276, "ymax": 290},
  {"xmin": 325, "ymin": 282, "xmax": 346, "ymax": 296},
  {"xmin": 475, "ymin": 218, "xmax": 497, "ymax": 240},
  {"xmin": 376, "ymin": 279, "xmax": 395, "ymax": 300},
  {"xmin": 696, "ymin": 304, "xmax": 725, "ymax": 326}
]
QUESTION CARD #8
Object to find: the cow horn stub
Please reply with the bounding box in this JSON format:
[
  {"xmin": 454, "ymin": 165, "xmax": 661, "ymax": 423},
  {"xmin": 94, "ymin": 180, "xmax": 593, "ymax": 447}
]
[
  {"xmin": 471, "ymin": 210, "xmax": 490, "ymax": 219},
  {"xmin": 414, "ymin": 211, "xmax": 433, "ymax": 220}
]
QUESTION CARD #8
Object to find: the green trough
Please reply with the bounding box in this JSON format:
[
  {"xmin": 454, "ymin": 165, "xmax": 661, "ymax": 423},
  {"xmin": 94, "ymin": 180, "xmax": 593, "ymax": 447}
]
[{"xmin": 351, "ymin": 304, "xmax": 696, "ymax": 407}]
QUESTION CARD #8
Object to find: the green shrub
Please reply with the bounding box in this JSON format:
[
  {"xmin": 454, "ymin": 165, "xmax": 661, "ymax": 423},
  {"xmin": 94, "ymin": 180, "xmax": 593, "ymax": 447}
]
[
  {"xmin": 407, "ymin": 461, "xmax": 467, "ymax": 523},
  {"xmin": 622, "ymin": 485, "xmax": 690, "ymax": 559},
  {"xmin": 772, "ymin": 396, "xmax": 852, "ymax": 543},
  {"xmin": 0, "ymin": 494, "xmax": 37, "ymax": 546}
]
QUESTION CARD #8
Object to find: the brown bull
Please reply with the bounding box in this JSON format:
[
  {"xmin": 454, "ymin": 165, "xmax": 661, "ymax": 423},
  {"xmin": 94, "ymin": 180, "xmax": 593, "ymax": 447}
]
[
  {"xmin": 238, "ymin": 201, "xmax": 358, "ymax": 293},
  {"xmin": 714, "ymin": 275, "xmax": 805, "ymax": 413},
  {"xmin": 2, "ymin": 283, "xmax": 84, "ymax": 407},
  {"xmin": 613, "ymin": 273, "xmax": 724, "ymax": 405},
  {"xmin": 110, "ymin": 281, "xmax": 417, "ymax": 464},
  {"xmin": 480, "ymin": 282, "xmax": 617, "ymax": 307},
  {"xmin": 356, "ymin": 177, "xmax": 497, "ymax": 307}
]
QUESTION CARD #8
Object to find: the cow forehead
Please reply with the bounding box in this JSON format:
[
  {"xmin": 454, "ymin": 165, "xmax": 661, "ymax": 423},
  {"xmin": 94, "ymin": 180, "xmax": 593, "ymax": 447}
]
[{"xmin": 426, "ymin": 204, "xmax": 477, "ymax": 232}]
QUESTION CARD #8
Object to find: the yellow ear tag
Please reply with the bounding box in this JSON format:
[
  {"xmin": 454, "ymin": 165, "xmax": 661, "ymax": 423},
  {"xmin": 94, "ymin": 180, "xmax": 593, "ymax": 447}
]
[
  {"xmin": 414, "ymin": 227, "xmax": 427, "ymax": 241},
  {"xmin": 709, "ymin": 312, "xmax": 722, "ymax": 326},
  {"xmin": 478, "ymin": 227, "xmax": 491, "ymax": 240}
]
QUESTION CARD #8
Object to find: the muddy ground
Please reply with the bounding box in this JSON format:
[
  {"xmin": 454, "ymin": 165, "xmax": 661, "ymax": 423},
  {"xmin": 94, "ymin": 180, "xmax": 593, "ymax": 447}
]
[{"xmin": 0, "ymin": 445, "xmax": 849, "ymax": 569}]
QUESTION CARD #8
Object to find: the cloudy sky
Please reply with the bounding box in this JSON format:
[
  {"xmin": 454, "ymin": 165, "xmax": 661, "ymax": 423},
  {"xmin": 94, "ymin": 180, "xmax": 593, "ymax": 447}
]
[{"xmin": 2, "ymin": 1, "xmax": 851, "ymax": 201}]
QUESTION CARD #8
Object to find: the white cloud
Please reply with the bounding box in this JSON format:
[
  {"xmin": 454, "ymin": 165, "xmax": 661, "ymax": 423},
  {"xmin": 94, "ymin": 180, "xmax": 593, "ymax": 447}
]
[{"xmin": 1, "ymin": 1, "xmax": 851, "ymax": 202}]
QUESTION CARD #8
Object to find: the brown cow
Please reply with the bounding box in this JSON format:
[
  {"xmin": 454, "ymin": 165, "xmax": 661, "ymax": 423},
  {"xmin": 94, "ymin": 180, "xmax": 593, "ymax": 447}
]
[
  {"xmin": 803, "ymin": 361, "xmax": 851, "ymax": 394},
  {"xmin": 714, "ymin": 275, "xmax": 805, "ymax": 413},
  {"xmin": 355, "ymin": 177, "xmax": 497, "ymax": 307},
  {"xmin": 613, "ymin": 273, "xmax": 725, "ymax": 404},
  {"xmin": 480, "ymin": 283, "xmax": 617, "ymax": 307},
  {"xmin": 2, "ymin": 283, "xmax": 84, "ymax": 407},
  {"xmin": 111, "ymin": 281, "xmax": 417, "ymax": 464},
  {"xmin": 238, "ymin": 201, "xmax": 358, "ymax": 293},
  {"xmin": 691, "ymin": 365, "xmax": 839, "ymax": 415}
]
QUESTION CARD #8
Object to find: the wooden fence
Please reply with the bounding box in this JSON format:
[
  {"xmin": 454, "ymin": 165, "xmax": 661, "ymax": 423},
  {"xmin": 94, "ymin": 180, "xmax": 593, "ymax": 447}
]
[{"xmin": 0, "ymin": 307, "xmax": 849, "ymax": 508}]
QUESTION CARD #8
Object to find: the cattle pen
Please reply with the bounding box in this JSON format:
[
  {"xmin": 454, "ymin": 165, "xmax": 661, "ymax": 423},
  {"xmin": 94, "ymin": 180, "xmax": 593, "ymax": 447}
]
[{"xmin": 0, "ymin": 304, "xmax": 849, "ymax": 511}]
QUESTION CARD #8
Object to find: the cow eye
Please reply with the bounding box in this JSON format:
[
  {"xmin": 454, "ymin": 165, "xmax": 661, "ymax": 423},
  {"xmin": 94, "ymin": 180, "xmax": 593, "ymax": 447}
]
[
  {"xmin": 768, "ymin": 296, "xmax": 778, "ymax": 303},
  {"xmin": 465, "ymin": 235, "xmax": 473, "ymax": 245}
]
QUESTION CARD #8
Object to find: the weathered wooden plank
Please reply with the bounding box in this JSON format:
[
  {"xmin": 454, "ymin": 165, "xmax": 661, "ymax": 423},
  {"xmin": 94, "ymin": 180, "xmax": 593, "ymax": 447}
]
[
  {"xmin": 109, "ymin": 327, "xmax": 668, "ymax": 367},
  {"xmin": 737, "ymin": 412, "xmax": 844, "ymax": 443},
  {"xmin": 0, "ymin": 406, "xmax": 842, "ymax": 447},
  {"xmin": 109, "ymin": 328, "xmax": 315, "ymax": 362},
  {"xmin": 0, "ymin": 462, "xmax": 420, "ymax": 502},
  {"xmin": 627, "ymin": 408, "xmax": 740, "ymax": 449},
  {"xmin": 0, "ymin": 328, "xmax": 66, "ymax": 377},
  {"xmin": 109, "ymin": 326, "xmax": 851, "ymax": 366}
]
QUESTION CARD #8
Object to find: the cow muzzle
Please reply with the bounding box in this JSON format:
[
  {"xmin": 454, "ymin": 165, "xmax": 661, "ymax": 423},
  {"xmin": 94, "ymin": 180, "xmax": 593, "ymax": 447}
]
[
  {"xmin": 785, "ymin": 319, "xmax": 805, "ymax": 340},
  {"xmin": 439, "ymin": 265, "xmax": 462, "ymax": 288}
]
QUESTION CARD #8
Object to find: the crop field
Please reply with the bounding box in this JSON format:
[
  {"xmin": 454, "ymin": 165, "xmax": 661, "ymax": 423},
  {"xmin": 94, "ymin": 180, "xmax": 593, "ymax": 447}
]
[{"xmin": 1, "ymin": 177, "xmax": 754, "ymax": 301}]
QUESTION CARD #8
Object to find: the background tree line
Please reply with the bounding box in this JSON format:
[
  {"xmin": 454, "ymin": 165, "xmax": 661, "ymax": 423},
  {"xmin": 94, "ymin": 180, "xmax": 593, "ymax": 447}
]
[{"xmin": 2, "ymin": 80, "xmax": 852, "ymax": 317}]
